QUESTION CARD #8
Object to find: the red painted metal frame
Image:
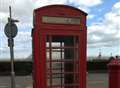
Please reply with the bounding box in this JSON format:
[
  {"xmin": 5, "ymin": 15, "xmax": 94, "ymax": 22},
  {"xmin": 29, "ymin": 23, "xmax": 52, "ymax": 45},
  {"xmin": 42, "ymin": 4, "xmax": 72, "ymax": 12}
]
[{"xmin": 32, "ymin": 5, "xmax": 87, "ymax": 88}]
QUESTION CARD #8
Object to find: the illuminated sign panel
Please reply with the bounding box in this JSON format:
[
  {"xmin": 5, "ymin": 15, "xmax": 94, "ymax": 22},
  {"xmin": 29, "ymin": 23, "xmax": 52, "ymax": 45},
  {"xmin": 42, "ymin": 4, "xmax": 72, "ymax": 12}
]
[{"xmin": 42, "ymin": 16, "xmax": 80, "ymax": 25}]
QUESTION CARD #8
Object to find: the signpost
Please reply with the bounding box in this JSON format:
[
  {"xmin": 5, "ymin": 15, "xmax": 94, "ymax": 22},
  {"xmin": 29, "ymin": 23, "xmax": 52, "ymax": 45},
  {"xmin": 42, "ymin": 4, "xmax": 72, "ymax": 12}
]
[{"xmin": 4, "ymin": 6, "xmax": 19, "ymax": 88}]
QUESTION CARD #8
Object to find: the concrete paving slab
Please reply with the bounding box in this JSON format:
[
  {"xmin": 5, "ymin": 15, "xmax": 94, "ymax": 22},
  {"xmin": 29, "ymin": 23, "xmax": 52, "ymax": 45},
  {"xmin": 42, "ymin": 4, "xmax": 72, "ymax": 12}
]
[{"xmin": 0, "ymin": 73, "xmax": 108, "ymax": 88}]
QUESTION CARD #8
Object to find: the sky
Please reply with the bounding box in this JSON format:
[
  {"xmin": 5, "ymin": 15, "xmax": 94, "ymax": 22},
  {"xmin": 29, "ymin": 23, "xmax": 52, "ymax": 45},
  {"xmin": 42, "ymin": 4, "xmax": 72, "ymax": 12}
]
[{"xmin": 0, "ymin": 0, "xmax": 120, "ymax": 59}]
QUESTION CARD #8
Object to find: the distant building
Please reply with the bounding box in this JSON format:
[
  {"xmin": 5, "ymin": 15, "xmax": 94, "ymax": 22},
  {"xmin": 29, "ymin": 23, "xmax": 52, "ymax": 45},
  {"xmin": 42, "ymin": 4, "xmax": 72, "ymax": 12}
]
[{"xmin": 98, "ymin": 51, "xmax": 102, "ymax": 59}]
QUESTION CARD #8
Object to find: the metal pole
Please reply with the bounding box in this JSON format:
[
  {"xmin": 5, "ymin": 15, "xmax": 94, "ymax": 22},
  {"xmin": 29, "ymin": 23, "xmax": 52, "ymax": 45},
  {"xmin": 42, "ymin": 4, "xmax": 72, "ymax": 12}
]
[{"xmin": 9, "ymin": 6, "xmax": 16, "ymax": 88}]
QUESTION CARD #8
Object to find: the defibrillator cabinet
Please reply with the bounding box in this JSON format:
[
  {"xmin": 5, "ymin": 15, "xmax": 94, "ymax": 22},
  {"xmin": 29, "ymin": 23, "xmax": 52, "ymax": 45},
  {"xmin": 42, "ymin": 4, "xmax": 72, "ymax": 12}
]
[{"xmin": 32, "ymin": 5, "xmax": 87, "ymax": 88}]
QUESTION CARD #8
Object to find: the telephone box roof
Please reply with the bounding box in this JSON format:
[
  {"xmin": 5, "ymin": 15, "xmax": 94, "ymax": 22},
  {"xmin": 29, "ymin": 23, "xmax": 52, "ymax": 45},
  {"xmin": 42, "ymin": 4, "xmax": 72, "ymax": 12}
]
[{"xmin": 34, "ymin": 4, "xmax": 88, "ymax": 16}]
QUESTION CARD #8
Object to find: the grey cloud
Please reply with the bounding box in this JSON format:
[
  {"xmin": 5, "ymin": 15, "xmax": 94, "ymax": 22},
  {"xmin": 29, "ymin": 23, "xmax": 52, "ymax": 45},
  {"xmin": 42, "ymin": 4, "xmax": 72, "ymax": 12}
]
[
  {"xmin": 88, "ymin": 2, "xmax": 120, "ymax": 49},
  {"xmin": 88, "ymin": 32, "xmax": 120, "ymax": 47}
]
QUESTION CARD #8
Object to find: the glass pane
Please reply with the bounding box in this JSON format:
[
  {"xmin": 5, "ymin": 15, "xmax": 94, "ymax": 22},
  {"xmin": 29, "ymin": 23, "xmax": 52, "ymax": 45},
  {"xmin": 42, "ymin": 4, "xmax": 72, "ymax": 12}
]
[{"xmin": 46, "ymin": 35, "xmax": 79, "ymax": 88}]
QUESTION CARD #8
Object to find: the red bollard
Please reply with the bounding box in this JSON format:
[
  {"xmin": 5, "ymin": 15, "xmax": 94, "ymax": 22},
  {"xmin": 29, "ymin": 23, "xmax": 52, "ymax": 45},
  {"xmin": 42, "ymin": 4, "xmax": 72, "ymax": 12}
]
[{"xmin": 108, "ymin": 59, "xmax": 120, "ymax": 88}]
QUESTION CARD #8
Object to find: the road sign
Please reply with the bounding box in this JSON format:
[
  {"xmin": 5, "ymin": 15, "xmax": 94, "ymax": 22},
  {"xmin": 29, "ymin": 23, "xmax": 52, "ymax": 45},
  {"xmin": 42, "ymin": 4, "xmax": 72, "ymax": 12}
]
[
  {"xmin": 4, "ymin": 22, "xmax": 18, "ymax": 38},
  {"xmin": 4, "ymin": 6, "xmax": 19, "ymax": 88}
]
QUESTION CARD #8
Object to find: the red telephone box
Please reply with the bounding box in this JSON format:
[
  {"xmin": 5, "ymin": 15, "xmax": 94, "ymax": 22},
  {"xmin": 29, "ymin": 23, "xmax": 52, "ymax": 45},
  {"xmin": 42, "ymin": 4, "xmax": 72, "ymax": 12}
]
[{"xmin": 32, "ymin": 5, "xmax": 87, "ymax": 88}]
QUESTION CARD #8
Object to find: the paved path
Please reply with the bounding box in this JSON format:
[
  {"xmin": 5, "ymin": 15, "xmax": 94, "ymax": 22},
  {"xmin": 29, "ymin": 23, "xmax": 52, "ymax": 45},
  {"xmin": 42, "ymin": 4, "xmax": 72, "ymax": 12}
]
[
  {"xmin": 87, "ymin": 73, "xmax": 108, "ymax": 88},
  {"xmin": 0, "ymin": 73, "xmax": 108, "ymax": 88},
  {"xmin": 0, "ymin": 76, "xmax": 32, "ymax": 88}
]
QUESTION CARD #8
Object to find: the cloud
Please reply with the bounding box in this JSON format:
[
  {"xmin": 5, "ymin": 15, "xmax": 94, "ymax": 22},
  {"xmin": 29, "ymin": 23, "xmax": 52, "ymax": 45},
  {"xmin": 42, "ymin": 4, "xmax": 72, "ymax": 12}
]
[
  {"xmin": 64, "ymin": 0, "xmax": 103, "ymax": 13},
  {"xmin": 87, "ymin": 14, "xmax": 96, "ymax": 19},
  {"xmin": 0, "ymin": 0, "xmax": 103, "ymax": 29},
  {"xmin": 35, "ymin": 0, "xmax": 67, "ymax": 8},
  {"xmin": 76, "ymin": 0, "xmax": 102, "ymax": 7},
  {"xmin": 0, "ymin": 31, "xmax": 32, "ymax": 58},
  {"xmin": 34, "ymin": 0, "xmax": 103, "ymax": 12},
  {"xmin": 14, "ymin": 32, "xmax": 32, "ymax": 50},
  {"xmin": 0, "ymin": 12, "xmax": 9, "ymax": 23},
  {"xmin": 0, "ymin": 0, "xmax": 108, "ymax": 58},
  {"xmin": 113, "ymin": 1, "xmax": 120, "ymax": 10},
  {"xmin": 88, "ymin": 1, "xmax": 120, "ymax": 48}
]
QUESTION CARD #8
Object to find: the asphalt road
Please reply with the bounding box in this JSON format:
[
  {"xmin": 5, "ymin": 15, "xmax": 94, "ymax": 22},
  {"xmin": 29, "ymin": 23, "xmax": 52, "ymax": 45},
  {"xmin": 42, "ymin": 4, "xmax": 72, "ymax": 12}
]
[{"xmin": 0, "ymin": 73, "xmax": 108, "ymax": 88}]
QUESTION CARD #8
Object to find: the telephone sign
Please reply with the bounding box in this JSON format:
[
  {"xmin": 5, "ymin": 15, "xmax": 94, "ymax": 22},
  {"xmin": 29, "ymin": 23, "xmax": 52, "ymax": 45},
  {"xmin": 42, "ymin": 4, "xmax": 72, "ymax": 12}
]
[{"xmin": 42, "ymin": 16, "xmax": 81, "ymax": 24}]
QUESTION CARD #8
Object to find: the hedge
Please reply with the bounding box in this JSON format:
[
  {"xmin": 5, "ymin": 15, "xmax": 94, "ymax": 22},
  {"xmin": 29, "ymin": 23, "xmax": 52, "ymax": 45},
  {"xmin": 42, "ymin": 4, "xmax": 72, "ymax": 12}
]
[{"xmin": 0, "ymin": 60, "xmax": 110, "ymax": 75}]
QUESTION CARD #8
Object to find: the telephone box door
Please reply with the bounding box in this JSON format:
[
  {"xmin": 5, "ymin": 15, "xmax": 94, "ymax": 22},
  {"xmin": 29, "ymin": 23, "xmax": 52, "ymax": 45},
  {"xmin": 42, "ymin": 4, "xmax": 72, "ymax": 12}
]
[{"xmin": 46, "ymin": 35, "xmax": 80, "ymax": 88}]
